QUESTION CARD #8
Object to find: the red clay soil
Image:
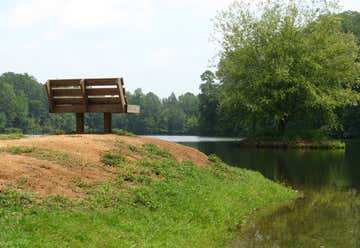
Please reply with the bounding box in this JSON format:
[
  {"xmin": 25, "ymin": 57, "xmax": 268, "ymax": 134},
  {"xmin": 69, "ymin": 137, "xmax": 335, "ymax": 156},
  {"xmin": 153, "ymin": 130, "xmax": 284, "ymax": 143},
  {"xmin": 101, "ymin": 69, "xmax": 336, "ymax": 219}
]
[{"xmin": 0, "ymin": 135, "xmax": 208, "ymax": 198}]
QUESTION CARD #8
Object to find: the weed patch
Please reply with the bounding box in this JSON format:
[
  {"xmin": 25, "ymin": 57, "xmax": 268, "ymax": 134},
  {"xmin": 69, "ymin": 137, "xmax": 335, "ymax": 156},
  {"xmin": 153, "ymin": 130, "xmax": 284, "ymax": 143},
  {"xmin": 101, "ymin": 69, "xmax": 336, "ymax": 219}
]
[
  {"xmin": 141, "ymin": 144, "xmax": 171, "ymax": 158},
  {"xmin": 102, "ymin": 152, "xmax": 127, "ymax": 166}
]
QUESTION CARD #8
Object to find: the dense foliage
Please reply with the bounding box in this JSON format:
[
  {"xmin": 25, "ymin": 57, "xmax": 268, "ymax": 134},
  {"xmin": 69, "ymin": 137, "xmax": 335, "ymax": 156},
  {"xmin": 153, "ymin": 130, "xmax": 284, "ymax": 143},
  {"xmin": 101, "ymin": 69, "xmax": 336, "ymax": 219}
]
[
  {"xmin": 338, "ymin": 11, "xmax": 360, "ymax": 138},
  {"xmin": 213, "ymin": 0, "xmax": 360, "ymax": 139},
  {"xmin": 0, "ymin": 72, "xmax": 74, "ymax": 134}
]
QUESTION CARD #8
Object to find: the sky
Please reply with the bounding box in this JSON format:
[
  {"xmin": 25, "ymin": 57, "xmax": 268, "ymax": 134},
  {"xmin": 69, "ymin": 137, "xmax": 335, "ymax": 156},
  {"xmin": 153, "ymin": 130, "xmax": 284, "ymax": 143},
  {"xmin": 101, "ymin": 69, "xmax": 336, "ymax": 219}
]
[{"xmin": 1, "ymin": 0, "xmax": 360, "ymax": 97}]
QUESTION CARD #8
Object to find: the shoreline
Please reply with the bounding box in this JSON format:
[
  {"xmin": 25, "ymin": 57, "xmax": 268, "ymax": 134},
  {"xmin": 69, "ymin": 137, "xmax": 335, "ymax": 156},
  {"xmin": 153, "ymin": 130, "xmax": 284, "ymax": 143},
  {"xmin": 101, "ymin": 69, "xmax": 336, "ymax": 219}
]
[{"xmin": 238, "ymin": 138, "xmax": 346, "ymax": 149}]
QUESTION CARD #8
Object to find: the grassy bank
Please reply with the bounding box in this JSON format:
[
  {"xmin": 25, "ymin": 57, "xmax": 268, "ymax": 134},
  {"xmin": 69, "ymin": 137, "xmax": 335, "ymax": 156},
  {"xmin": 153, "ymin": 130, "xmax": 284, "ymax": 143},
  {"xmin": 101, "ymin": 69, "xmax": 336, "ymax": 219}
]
[
  {"xmin": 0, "ymin": 141, "xmax": 296, "ymax": 247},
  {"xmin": 239, "ymin": 138, "xmax": 345, "ymax": 149},
  {"xmin": 0, "ymin": 133, "xmax": 24, "ymax": 140}
]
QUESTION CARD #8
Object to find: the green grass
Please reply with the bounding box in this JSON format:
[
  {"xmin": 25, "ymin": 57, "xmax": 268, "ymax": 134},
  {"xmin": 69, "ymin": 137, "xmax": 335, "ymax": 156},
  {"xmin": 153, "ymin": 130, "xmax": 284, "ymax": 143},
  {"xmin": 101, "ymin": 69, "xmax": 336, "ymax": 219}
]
[
  {"xmin": 101, "ymin": 152, "xmax": 127, "ymax": 166},
  {"xmin": 0, "ymin": 133, "xmax": 24, "ymax": 140},
  {"xmin": 140, "ymin": 143, "xmax": 171, "ymax": 158},
  {"xmin": 0, "ymin": 146, "xmax": 91, "ymax": 167},
  {"xmin": 0, "ymin": 144, "xmax": 297, "ymax": 247}
]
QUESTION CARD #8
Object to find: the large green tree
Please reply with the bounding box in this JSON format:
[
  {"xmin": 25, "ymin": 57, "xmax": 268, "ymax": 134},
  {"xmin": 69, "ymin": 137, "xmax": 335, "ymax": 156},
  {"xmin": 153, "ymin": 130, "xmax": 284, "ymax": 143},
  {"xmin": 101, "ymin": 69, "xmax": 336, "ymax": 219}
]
[
  {"xmin": 198, "ymin": 71, "xmax": 220, "ymax": 135},
  {"xmin": 338, "ymin": 11, "xmax": 360, "ymax": 138},
  {"xmin": 215, "ymin": 0, "xmax": 360, "ymax": 138}
]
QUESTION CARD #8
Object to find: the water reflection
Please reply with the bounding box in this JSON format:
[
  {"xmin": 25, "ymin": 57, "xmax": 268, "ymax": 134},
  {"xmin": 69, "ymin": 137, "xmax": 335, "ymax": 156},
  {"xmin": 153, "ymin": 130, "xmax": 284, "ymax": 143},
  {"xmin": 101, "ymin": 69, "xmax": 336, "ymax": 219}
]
[
  {"xmin": 232, "ymin": 190, "xmax": 360, "ymax": 248},
  {"xmin": 180, "ymin": 141, "xmax": 360, "ymax": 189}
]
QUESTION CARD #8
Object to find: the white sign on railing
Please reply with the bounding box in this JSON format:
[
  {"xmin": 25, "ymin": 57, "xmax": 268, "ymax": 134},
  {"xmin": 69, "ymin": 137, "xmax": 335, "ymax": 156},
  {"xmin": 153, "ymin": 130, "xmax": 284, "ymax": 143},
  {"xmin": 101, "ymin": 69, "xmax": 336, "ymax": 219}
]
[{"xmin": 127, "ymin": 105, "xmax": 140, "ymax": 113}]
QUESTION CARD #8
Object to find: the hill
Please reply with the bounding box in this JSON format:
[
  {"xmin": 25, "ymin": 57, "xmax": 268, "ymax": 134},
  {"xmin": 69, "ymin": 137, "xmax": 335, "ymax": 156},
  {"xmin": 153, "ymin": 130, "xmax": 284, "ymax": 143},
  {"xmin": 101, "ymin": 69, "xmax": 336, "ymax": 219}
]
[
  {"xmin": 0, "ymin": 135, "xmax": 296, "ymax": 247},
  {"xmin": 0, "ymin": 134, "xmax": 207, "ymax": 198}
]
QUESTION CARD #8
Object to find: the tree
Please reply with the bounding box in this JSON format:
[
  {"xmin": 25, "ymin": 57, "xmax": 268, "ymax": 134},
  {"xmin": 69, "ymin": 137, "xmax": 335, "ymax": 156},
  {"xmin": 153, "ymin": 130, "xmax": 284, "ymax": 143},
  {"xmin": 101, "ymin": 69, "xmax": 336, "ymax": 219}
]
[
  {"xmin": 340, "ymin": 11, "xmax": 360, "ymax": 44},
  {"xmin": 198, "ymin": 71, "xmax": 220, "ymax": 135},
  {"xmin": 337, "ymin": 11, "xmax": 360, "ymax": 138},
  {"xmin": 0, "ymin": 112, "xmax": 7, "ymax": 132},
  {"xmin": 0, "ymin": 81, "xmax": 17, "ymax": 127},
  {"xmin": 215, "ymin": 0, "xmax": 360, "ymax": 138},
  {"xmin": 179, "ymin": 92, "xmax": 199, "ymax": 134},
  {"xmin": 142, "ymin": 92, "xmax": 162, "ymax": 134},
  {"xmin": 161, "ymin": 93, "xmax": 186, "ymax": 134}
]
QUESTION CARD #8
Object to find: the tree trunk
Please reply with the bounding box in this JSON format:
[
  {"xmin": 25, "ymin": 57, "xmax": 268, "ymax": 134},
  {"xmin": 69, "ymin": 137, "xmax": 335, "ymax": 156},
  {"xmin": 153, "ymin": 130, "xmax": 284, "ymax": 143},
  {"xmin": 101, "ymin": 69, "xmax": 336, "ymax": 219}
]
[{"xmin": 279, "ymin": 114, "xmax": 289, "ymax": 136}]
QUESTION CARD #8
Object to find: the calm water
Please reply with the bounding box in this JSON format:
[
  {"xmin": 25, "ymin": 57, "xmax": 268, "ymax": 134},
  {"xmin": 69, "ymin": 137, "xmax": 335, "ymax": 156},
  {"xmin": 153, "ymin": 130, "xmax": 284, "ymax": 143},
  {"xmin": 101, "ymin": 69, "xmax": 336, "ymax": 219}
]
[{"xmin": 151, "ymin": 136, "xmax": 360, "ymax": 247}]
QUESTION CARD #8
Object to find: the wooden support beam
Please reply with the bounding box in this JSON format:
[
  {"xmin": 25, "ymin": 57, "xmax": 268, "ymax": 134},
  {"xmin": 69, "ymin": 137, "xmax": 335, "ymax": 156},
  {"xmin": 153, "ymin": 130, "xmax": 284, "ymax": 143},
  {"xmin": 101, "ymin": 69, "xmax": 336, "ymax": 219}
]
[
  {"xmin": 117, "ymin": 78, "xmax": 125, "ymax": 112},
  {"xmin": 76, "ymin": 113, "xmax": 84, "ymax": 133},
  {"xmin": 80, "ymin": 79, "xmax": 88, "ymax": 112},
  {"xmin": 44, "ymin": 80, "xmax": 54, "ymax": 112},
  {"xmin": 104, "ymin": 113, "xmax": 112, "ymax": 133}
]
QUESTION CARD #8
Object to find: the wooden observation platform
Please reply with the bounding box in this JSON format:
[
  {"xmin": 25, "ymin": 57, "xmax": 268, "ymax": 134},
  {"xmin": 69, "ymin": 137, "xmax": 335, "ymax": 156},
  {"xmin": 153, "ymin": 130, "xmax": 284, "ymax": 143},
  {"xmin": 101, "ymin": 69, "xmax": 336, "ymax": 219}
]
[{"xmin": 44, "ymin": 78, "xmax": 140, "ymax": 133}]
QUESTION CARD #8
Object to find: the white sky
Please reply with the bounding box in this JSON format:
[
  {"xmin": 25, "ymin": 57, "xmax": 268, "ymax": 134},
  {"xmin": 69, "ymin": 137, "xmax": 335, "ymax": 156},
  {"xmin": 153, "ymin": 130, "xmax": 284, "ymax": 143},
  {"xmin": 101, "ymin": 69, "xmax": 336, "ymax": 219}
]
[{"xmin": 0, "ymin": 0, "xmax": 359, "ymax": 97}]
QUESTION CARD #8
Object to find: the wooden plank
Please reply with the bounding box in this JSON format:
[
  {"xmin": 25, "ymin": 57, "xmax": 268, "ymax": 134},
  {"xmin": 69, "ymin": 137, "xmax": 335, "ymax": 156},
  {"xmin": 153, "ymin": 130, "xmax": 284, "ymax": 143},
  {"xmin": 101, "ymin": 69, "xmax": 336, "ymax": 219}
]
[
  {"xmin": 53, "ymin": 105, "xmax": 86, "ymax": 113},
  {"xmin": 45, "ymin": 80, "xmax": 54, "ymax": 112},
  {"xmin": 50, "ymin": 79, "xmax": 81, "ymax": 87},
  {"xmin": 54, "ymin": 98, "xmax": 85, "ymax": 105},
  {"xmin": 86, "ymin": 88, "xmax": 120, "ymax": 96},
  {"xmin": 52, "ymin": 89, "xmax": 82, "ymax": 96},
  {"xmin": 117, "ymin": 78, "xmax": 126, "ymax": 112},
  {"xmin": 85, "ymin": 78, "xmax": 118, "ymax": 86},
  {"xmin": 88, "ymin": 104, "xmax": 123, "ymax": 113},
  {"xmin": 88, "ymin": 97, "xmax": 121, "ymax": 104},
  {"xmin": 80, "ymin": 79, "xmax": 88, "ymax": 111}
]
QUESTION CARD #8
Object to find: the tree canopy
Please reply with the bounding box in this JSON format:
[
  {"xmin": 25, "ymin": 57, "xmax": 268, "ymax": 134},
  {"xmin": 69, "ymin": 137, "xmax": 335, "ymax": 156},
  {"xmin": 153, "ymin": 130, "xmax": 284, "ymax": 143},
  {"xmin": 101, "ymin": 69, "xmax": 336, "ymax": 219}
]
[{"xmin": 214, "ymin": 0, "xmax": 360, "ymax": 138}]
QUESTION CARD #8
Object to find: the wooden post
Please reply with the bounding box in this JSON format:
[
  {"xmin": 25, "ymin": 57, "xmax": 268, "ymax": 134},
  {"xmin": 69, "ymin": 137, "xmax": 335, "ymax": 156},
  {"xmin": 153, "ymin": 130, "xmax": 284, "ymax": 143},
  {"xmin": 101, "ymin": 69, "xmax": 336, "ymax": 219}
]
[
  {"xmin": 104, "ymin": 112, "xmax": 112, "ymax": 133},
  {"xmin": 76, "ymin": 113, "xmax": 84, "ymax": 133}
]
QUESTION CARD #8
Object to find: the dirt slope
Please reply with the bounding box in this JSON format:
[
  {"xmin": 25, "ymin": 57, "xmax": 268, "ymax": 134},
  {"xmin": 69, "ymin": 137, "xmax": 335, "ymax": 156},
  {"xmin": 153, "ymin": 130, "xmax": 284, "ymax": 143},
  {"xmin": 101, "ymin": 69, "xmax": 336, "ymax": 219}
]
[{"xmin": 0, "ymin": 134, "xmax": 208, "ymax": 198}]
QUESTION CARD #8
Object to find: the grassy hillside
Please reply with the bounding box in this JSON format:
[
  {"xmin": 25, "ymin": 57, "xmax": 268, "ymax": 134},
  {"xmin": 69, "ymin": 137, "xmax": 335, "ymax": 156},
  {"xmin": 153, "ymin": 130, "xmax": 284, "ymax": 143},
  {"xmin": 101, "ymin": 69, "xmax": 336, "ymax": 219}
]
[{"xmin": 0, "ymin": 135, "xmax": 296, "ymax": 247}]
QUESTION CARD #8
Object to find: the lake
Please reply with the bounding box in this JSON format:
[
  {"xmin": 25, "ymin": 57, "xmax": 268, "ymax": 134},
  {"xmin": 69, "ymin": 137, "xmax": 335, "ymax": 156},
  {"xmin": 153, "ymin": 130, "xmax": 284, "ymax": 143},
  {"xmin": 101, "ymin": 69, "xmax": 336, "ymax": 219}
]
[{"xmin": 150, "ymin": 135, "xmax": 360, "ymax": 247}]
